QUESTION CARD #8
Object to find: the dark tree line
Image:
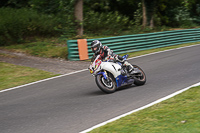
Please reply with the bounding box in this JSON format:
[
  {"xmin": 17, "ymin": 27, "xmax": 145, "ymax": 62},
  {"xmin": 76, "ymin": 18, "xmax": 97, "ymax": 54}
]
[{"xmin": 1, "ymin": 0, "xmax": 200, "ymax": 36}]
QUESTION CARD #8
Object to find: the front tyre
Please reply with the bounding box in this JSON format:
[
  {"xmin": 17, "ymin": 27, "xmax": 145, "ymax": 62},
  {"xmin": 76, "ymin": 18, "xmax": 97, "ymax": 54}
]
[
  {"xmin": 132, "ymin": 65, "xmax": 146, "ymax": 86},
  {"xmin": 95, "ymin": 73, "xmax": 116, "ymax": 94}
]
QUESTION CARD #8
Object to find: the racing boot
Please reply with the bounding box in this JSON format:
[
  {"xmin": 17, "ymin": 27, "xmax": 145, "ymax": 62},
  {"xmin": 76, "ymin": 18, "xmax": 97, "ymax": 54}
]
[
  {"xmin": 115, "ymin": 55, "xmax": 136, "ymax": 75},
  {"xmin": 129, "ymin": 66, "xmax": 137, "ymax": 75},
  {"xmin": 123, "ymin": 61, "xmax": 136, "ymax": 75}
]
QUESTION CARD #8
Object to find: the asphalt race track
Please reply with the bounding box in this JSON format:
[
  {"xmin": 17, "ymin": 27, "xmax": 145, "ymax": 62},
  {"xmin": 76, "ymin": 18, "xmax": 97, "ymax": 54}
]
[{"xmin": 1, "ymin": 45, "xmax": 200, "ymax": 133}]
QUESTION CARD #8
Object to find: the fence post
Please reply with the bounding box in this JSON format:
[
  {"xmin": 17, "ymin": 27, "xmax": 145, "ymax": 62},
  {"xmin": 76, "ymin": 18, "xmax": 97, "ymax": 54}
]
[{"xmin": 77, "ymin": 39, "xmax": 89, "ymax": 60}]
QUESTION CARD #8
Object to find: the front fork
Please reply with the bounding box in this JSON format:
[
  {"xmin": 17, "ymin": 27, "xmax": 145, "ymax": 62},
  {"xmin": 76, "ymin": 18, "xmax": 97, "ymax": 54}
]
[{"xmin": 97, "ymin": 70, "xmax": 110, "ymax": 82}]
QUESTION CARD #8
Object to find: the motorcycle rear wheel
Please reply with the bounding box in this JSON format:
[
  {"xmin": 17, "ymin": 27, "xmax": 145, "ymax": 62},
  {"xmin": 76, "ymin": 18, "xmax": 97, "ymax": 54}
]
[
  {"xmin": 95, "ymin": 72, "xmax": 116, "ymax": 94},
  {"xmin": 132, "ymin": 64, "xmax": 146, "ymax": 86}
]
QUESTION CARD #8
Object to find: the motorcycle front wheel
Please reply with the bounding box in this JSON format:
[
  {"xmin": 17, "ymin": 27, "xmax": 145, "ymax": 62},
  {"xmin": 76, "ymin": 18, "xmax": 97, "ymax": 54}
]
[{"xmin": 95, "ymin": 72, "xmax": 116, "ymax": 94}]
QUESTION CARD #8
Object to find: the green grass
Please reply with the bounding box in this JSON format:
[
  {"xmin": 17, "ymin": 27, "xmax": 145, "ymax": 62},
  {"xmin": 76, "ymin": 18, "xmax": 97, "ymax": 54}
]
[
  {"xmin": 0, "ymin": 62, "xmax": 58, "ymax": 90},
  {"xmin": 1, "ymin": 37, "xmax": 68, "ymax": 59},
  {"xmin": 121, "ymin": 42, "xmax": 200, "ymax": 58},
  {"xmin": 89, "ymin": 86, "xmax": 200, "ymax": 133}
]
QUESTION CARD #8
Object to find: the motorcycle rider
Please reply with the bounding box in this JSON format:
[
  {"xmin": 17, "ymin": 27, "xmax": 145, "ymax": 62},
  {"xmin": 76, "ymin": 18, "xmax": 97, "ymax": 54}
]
[{"xmin": 91, "ymin": 40, "xmax": 135, "ymax": 75}]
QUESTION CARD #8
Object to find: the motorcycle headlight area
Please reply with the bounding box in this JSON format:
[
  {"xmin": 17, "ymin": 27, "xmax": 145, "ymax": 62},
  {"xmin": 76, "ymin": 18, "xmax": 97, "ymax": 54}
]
[
  {"xmin": 89, "ymin": 69, "xmax": 94, "ymax": 74},
  {"xmin": 94, "ymin": 60, "xmax": 101, "ymax": 70}
]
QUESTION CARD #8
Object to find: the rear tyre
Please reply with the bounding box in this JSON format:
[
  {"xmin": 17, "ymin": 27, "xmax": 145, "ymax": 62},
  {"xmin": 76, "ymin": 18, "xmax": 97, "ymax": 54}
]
[
  {"xmin": 95, "ymin": 72, "xmax": 116, "ymax": 94},
  {"xmin": 132, "ymin": 65, "xmax": 146, "ymax": 86}
]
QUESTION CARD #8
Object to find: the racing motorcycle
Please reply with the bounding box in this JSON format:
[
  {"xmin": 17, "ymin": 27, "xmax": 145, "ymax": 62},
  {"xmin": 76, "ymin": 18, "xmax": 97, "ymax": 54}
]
[{"xmin": 89, "ymin": 54, "xmax": 146, "ymax": 93}]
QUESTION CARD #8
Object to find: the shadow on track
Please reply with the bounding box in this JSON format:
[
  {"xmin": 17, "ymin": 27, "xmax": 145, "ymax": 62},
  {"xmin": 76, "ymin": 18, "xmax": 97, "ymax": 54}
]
[{"xmin": 85, "ymin": 84, "xmax": 143, "ymax": 96}]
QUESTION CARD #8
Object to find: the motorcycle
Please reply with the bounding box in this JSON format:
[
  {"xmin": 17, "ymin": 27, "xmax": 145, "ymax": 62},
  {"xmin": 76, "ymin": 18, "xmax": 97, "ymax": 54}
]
[{"xmin": 89, "ymin": 54, "xmax": 146, "ymax": 93}]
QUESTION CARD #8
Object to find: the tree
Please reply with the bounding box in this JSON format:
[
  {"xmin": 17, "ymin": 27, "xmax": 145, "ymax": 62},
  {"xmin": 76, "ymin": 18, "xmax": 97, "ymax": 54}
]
[
  {"xmin": 74, "ymin": 0, "xmax": 83, "ymax": 36},
  {"xmin": 142, "ymin": 0, "xmax": 157, "ymax": 29},
  {"xmin": 142, "ymin": 0, "xmax": 147, "ymax": 28}
]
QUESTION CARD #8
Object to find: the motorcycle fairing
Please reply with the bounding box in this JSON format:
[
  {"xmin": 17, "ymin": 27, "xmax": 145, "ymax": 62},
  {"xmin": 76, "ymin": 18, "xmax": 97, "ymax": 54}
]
[
  {"xmin": 97, "ymin": 71, "xmax": 130, "ymax": 88},
  {"xmin": 115, "ymin": 75, "xmax": 128, "ymax": 87},
  {"xmin": 100, "ymin": 62, "xmax": 121, "ymax": 78}
]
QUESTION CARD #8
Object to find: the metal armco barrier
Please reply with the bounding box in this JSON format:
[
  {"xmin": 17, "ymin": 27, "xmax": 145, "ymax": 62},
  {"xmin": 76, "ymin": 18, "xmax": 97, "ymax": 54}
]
[{"xmin": 67, "ymin": 28, "xmax": 200, "ymax": 61}]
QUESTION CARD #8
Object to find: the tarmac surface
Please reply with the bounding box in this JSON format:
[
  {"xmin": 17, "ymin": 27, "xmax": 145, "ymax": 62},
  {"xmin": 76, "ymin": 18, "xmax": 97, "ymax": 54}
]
[{"xmin": 1, "ymin": 45, "xmax": 200, "ymax": 133}]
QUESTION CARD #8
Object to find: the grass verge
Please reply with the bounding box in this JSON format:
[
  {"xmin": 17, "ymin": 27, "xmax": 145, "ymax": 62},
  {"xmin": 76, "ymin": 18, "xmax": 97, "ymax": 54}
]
[
  {"xmin": 122, "ymin": 42, "xmax": 200, "ymax": 58},
  {"xmin": 0, "ymin": 62, "xmax": 58, "ymax": 91},
  {"xmin": 1, "ymin": 37, "xmax": 68, "ymax": 59},
  {"xmin": 89, "ymin": 86, "xmax": 200, "ymax": 133}
]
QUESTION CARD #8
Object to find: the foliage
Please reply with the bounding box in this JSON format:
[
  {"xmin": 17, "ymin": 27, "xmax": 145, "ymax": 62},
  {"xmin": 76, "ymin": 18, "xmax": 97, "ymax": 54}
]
[
  {"xmin": 0, "ymin": 8, "xmax": 63, "ymax": 46},
  {"xmin": 29, "ymin": 0, "xmax": 75, "ymax": 15},
  {"xmin": 0, "ymin": 0, "xmax": 30, "ymax": 8},
  {"xmin": 171, "ymin": 6, "xmax": 196, "ymax": 27},
  {"xmin": 156, "ymin": 0, "xmax": 200, "ymax": 27},
  {"xmin": 84, "ymin": 0, "xmax": 139, "ymax": 20},
  {"xmin": 133, "ymin": 2, "xmax": 143, "ymax": 26},
  {"xmin": 0, "ymin": 0, "xmax": 200, "ymax": 44},
  {"xmin": 84, "ymin": 11, "xmax": 133, "ymax": 36}
]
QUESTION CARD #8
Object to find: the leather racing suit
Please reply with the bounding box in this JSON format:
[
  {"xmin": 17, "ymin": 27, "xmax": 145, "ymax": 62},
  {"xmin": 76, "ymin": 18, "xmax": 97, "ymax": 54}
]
[{"xmin": 91, "ymin": 46, "xmax": 134, "ymax": 72}]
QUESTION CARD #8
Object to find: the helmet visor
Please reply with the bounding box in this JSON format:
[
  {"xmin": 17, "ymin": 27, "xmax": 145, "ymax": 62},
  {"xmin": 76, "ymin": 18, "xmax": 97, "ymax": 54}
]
[{"xmin": 91, "ymin": 46, "xmax": 98, "ymax": 53}]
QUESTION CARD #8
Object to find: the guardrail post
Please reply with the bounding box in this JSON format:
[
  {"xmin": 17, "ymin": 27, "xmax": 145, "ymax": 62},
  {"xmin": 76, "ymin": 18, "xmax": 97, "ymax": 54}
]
[{"xmin": 77, "ymin": 39, "xmax": 89, "ymax": 60}]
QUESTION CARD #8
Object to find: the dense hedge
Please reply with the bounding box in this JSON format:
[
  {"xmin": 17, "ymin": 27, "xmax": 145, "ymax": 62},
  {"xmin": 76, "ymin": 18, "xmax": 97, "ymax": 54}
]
[
  {"xmin": 0, "ymin": 8, "xmax": 134, "ymax": 45},
  {"xmin": 0, "ymin": 8, "xmax": 62, "ymax": 46},
  {"xmin": 0, "ymin": 6, "xmax": 199, "ymax": 46},
  {"xmin": 84, "ymin": 11, "xmax": 133, "ymax": 35}
]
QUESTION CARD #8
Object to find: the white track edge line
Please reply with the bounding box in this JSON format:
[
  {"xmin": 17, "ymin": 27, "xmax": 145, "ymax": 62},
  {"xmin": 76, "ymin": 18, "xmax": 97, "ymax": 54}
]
[
  {"xmin": 1, "ymin": 44, "xmax": 200, "ymax": 93},
  {"xmin": 0, "ymin": 69, "xmax": 87, "ymax": 93},
  {"xmin": 80, "ymin": 82, "xmax": 200, "ymax": 133}
]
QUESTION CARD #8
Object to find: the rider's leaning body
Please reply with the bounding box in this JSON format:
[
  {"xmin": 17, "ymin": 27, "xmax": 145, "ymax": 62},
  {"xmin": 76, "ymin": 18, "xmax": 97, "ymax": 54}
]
[{"xmin": 91, "ymin": 40, "xmax": 135, "ymax": 74}]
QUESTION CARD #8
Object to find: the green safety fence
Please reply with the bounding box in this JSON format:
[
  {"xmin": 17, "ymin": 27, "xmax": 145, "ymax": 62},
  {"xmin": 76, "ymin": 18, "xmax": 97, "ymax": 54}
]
[{"xmin": 67, "ymin": 28, "xmax": 200, "ymax": 61}]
